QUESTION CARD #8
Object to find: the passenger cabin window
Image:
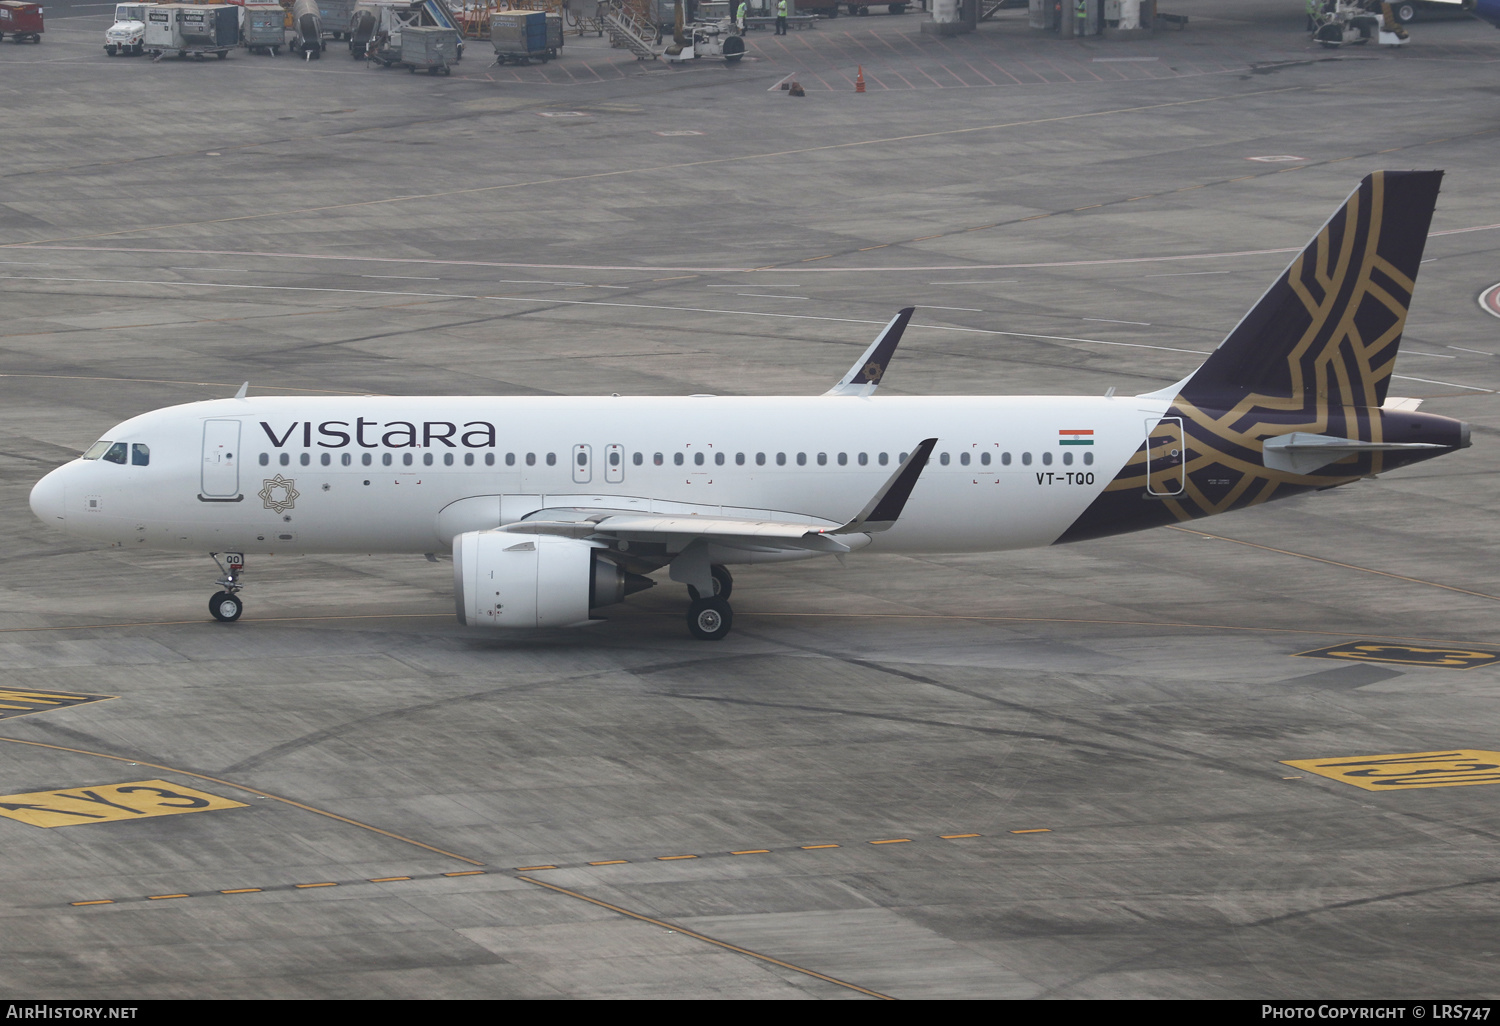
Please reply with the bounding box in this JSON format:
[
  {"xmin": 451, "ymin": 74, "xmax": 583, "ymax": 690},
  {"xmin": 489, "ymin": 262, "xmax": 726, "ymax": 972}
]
[
  {"xmin": 82, "ymin": 441, "xmax": 113, "ymax": 461},
  {"xmin": 939, "ymin": 453, "xmax": 950, "ymax": 466},
  {"xmin": 879, "ymin": 453, "xmax": 888, "ymax": 466},
  {"xmin": 715, "ymin": 452, "xmax": 725, "ymax": 466},
  {"xmin": 382, "ymin": 453, "xmax": 393, "ymax": 466},
  {"xmin": 694, "ymin": 452, "xmax": 704, "ymax": 466},
  {"xmin": 1042, "ymin": 452, "xmax": 1053, "ymax": 466},
  {"xmin": 817, "ymin": 453, "xmax": 827, "ymax": 466},
  {"xmin": 1083, "ymin": 452, "xmax": 1093, "ymax": 466},
  {"xmin": 634, "ymin": 453, "xmax": 644, "ymax": 466},
  {"xmin": 858, "ymin": 453, "xmax": 867, "ymax": 466},
  {"xmin": 279, "ymin": 453, "xmax": 290, "ymax": 466},
  {"xmin": 506, "ymin": 453, "xmax": 515, "ymax": 466},
  {"xmin": 342, "ymin": 453, "xmax": 352, "ymax": 467},
  {"xmin": 735, "ymin": 453, "xmax": 745, "ymax": 466},
  {"xmin": 526, "ymin": 453, "xmax": 536, "ymax": 466},
  {"xmin": 545, "ymin": 453, "xmax": 556, "ymax": 466},
  {"xmin": 980, "ymin": 452, "xmax": 991, "ymax": 466},
  {"xmin": 320, "ymin": 453, "xmax": 331, "ymax": 466},
  {"xmin": 362, "ymin": 453, "xmax": 372, "ymax": 466},
  {"xmin": 300, "ymin": 453, "xmax": 310, "ymax": 466},
  {"xmin": 1021, "ymin": 453, "xmax": 1032, "ymax": 466},
  {"xmin": 776, "ymin": 453, "xmax": 786, "ymax": 466},
  {"xmin": 654, "ymin": 452, "xmax": 663, "ymax": 466},
  {"xmin": 1062, "ymin": 452, "xmax": 1072, "ymax": 466},
  {"xmin": 259, "ymin": 453, "xmax": 270, "ymax": 466},
  {"xmin": 1002, "ymin": 452, "xmax": 1011, "ymax": 465},
  {"xmin": 403, "ymin": 453, "xmax": 413, "ymax": 467},
  {"xmin": 959, "ymin": 452, "xmax": 970, "ymax": 466},
  {"xmin": 796, "ymin": 453, "xmax": 806, "ymax": 466},
  {"xmin": 674, "ymin": 453, "xmax": 684, "ymax": 466},
  {"xmin": 131, "ymin": 443, "xmax": 150, "ymax": 467},
  {"xmin": 756, "ymin": 453, "xmax": 765, "ymax": 466}
]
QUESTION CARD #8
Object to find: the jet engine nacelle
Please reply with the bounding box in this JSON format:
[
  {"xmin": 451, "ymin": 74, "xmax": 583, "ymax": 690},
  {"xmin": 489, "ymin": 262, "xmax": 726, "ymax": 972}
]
[{"xmin": 452, "ymin": 531, "xmax": 650, "ymax": 628}]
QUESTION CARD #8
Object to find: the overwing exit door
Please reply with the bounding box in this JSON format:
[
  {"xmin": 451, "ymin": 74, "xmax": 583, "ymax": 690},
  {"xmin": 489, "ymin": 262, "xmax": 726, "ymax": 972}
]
[
  {"xmin": 201, "ymin": 419, "xmax": 240, "ymax": 498},
  {"xmin": 572, "ymin": 444, "xmax": 592, "ymax": 484}
]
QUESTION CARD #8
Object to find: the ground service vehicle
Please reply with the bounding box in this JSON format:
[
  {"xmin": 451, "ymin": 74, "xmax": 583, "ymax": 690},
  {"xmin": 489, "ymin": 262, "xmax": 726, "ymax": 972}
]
[
  {"xmin": 105, "ymin": 2, "xmax": 150, "ymax": 54},
  {"xmin": 0, "ymin": 0, "xmax": 44, "ymax": 43}
]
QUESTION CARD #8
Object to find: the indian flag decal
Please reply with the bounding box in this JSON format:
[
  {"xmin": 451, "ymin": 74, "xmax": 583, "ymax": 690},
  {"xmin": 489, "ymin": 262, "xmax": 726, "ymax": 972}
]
[{"xmin": 1058, "ymin": 429, "xmax": 1094, "ymax": 446}]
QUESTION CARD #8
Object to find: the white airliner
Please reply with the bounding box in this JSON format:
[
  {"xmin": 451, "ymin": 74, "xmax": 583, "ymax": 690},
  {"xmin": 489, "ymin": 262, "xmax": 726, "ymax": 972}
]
[{"xmin": 28, "ymin": 171, "xmax": 1470, "ymax": 639}]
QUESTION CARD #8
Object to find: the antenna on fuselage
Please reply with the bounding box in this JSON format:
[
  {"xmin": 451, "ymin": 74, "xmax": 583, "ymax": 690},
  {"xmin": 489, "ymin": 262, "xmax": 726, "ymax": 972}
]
[{"xmin": 234, "ymin": 382, "xmax": 249, "ymax": 400}]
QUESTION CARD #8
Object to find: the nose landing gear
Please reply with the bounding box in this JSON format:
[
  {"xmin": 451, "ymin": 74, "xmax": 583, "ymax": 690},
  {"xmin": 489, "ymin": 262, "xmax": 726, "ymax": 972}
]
[{"xmin": 209, "ymin": 552, "xmax": 245, "ymax": 622}]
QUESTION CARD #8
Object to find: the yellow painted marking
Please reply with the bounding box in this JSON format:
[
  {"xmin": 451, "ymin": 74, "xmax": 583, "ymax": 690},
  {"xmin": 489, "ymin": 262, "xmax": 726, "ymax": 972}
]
[
  {"xmin": 1282, "ymin": 777, "xmax": 1302, "ymax": 780},
  {"xmin": 370, "ymin": 877, "xmax": 411, "ymax": 883},
  {"xmin": 517, "ymin": 877, "xmax": 895, "ymax": 1000},
  {"xmin": 294, "ymin": 882, "xmax": 337, "ymax": 889},
  {"xmin": 588, "ymin": 860, "xmax": 629, "ymax": 866},
  {"xmin": 1294, "ymin": 642, "xmax": 1500, "ymax": 670},
  {"xmin": 967, "ymin": 224, "xmax": 999, "ymax": 231},
  {"xmin": 516, "ymin": 866, "xmax": 557, "ymax": 872},
  {"xmin": 148, "ymin": 894, "xmax": 189, "ymax": 900},
  {"xmin": 1073, "ymin": 204, "xmax": 1102, "ymax": 210},
  {"xmin": 801, "ymin": 844, "xmax": 839, "ymax": 849},
  {"xmin": 220, "ymin": 888, "xmax": 262, "ymax": 894},
  {"xmin": 940, "ymin": 833, "xmax": 980, "ymax": 839},
  {"xmin": 443, "ymin": 870, "xmax": 486, "ymax": 877},
  {"xmin": 0, "ymin": 687, "xmax": 114, "ymax": 722},
  {"xmin": 1011, "ymin": 829, "xmax": 1051, "ymax": 834},
  {"xmin": 857, "ymin": 244, "xmax": 888, "ymax": 251},
  {"xmin": 730, "ymin": 849, "xmax": 770, "ymax": 855},
  {"xmin": 801, "ymin": 255, "xmax": 834, "ymax": 262},
  {"xmin": 912, "ymin": 235, "xmax": 942, "ymax": 241},
  {"xmin": 1020, "ymin": 214, "xmax": 1050, "ymax": 221},
  {"xmin": 70, "ymin": 900, "xmax": 113, "ymax": 906},
  {"xmin": 869, "ymin": 838, "xmax": 912, "ymax": 844},
  {"xmin": 656, "ymin": 855, "xmax": 698, "ymax": 860},
  {"xmin": 0, "ymin": 737, "xmax": 486, "ymax": 866},
  {"xmin": 1126, "ymin": 196, "xmax": 1151, "ymax": 201},
  {"xmin": 1227, "ymin": 175, "xmax": 1257, "ymax": 182},
  {"xmin": 0, "ymin": 779, "xmax": 246, "ymax": 829},
  {"xmin": 1282, "ymin": 750, "xmax": 1500, "ymax": 791}
]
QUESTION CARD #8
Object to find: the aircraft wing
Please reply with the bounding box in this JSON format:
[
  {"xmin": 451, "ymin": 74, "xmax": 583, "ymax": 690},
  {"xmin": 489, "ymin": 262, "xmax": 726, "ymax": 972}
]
[{"xmin": 497, "ymin": 439, "xmax": 939, "ymax": 553}]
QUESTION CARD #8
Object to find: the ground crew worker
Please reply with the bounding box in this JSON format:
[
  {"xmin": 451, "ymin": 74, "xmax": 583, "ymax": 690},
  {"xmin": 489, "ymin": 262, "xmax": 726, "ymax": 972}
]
[
  {"xmin": 1075, "ymin": 0, "xmax": 1086, "ymax": 34},
  {"xmin": 776, "ymin": 0, "xmax": 788, "ymax": 34},
  {"xmin": 737, "ymin": 0, "xmax": 747, "ymax": 32}
]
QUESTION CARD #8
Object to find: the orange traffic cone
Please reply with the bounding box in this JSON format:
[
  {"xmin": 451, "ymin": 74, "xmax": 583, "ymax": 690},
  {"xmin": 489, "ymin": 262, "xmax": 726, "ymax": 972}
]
[{"xmin": 855, "ymin": 65, "xmax": 865, "ymax": 93}]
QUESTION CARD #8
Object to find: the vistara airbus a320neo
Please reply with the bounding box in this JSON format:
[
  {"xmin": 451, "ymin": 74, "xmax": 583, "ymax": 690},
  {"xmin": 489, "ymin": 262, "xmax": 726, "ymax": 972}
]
[{"xmin": 30, "ymin": 171, "xmax": 1471, "ymax": 640}]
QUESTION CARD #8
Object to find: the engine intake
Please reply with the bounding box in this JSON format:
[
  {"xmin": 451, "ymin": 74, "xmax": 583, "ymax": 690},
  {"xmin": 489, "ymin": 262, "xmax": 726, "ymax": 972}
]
[{"xmin": 453, "ymin": 531, "xmax": 653, "ymax": 629}]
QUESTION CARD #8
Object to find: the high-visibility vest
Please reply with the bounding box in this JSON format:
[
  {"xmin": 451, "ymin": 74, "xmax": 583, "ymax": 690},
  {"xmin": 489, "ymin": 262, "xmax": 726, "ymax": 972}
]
[
  {"xmin": 738, "ymin": 1, "xmax": 747, "ymax": 15},
  {"xmin": 778, "ymin": 0, "xmax": 787, "ymax": 15}
]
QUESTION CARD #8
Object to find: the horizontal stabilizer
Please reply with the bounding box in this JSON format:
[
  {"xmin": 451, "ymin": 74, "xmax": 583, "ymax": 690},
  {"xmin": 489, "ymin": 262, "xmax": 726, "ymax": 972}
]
[
  {"xmin": 1262, "ymin": 432, "xmax": 1443, "ymax": 475},
  {"xmin": 825, "ymin": 307, "xmax": 914, "ymax": 397}
]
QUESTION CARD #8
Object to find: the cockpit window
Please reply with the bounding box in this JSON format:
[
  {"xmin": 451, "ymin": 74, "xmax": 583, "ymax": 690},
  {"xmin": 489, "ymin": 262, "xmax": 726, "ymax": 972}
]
[
  {"xmin": 101, "ymin": 442, "xmax": 129, "ymax": 465},
  {"xmin": 131, "ymin": 443, "xmax": 150, "ymax": 467},
  {"xmin": 82, "ymin": 441, "xmax": 113, "ymax": 460}
]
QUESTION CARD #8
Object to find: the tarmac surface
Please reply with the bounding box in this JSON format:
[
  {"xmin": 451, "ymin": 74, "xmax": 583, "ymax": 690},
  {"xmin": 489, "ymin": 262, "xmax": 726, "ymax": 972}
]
[{"xmin": 2, "ymin": 0, "xmax": 1499, "ymax": 999}]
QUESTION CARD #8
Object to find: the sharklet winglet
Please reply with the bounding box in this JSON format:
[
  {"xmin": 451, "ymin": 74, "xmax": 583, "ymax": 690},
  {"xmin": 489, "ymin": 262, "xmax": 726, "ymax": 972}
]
[{"xmin": 824, "ymin": 307, "xmax": 915, "ymax": 397}]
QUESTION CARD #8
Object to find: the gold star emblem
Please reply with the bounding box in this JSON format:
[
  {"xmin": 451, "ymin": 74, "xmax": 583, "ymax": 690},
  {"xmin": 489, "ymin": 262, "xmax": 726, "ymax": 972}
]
[
  {"xmin": 258, "ymin": 475, "xmax": 300, "ymax": 514},
  {"xmin": 861, "ymin": 361, "xmax": 883, "ymax": 382}
]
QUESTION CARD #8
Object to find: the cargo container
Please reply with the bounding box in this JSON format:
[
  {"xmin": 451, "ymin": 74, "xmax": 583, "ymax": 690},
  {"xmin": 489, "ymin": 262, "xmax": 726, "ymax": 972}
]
[
  {"xmin": 0, "ymin": 1, "xmax": 44, "ymax": 43},
  {"xmin": 104, "ymin": 2, "xmax": 152, "ymax": 55},
  {"xmin": 545, "ymin": 10, "xmax": 562, "ymax": 57},
  {"xmin": 143, "ymin": 3, "xmax": 186, "ymax": 52},
  {"xmin": 398, "ymin": 22, "xmax": 455, "ymax": 72},
  {"xmin": 359, "ymin": 0, "xmax": 461, "ymax": 64},
  {"xmin": 490, "ymin": 8, "xmax": 547, "ymax": 63},
  {"xmin": 147, "ymin": 2, "xmax": 238, "ymax": 57},
  {"xmin": 241, "ymin": 2, "xmax": 282, "ymax": 53},
  {"xmin": 178, "ymin": 4, "xmax": 239, "ymax": 45}
]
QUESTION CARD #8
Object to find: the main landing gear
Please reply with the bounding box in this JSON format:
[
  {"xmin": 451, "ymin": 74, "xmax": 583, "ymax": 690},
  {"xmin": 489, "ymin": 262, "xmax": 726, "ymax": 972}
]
[
  {"xmin": 208, "ymin": 552, "xmax": 245, "ymax": 622},
  {"xmin": 686, "ymin": 565, "xmax": 734, "ymax": 640}
]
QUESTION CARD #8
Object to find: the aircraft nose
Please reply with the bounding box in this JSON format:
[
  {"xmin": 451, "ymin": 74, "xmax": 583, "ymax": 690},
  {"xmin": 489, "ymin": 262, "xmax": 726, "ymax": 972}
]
[{"xmin": 29, "ymin": 467, "xmax": 67, "ymax": 525}]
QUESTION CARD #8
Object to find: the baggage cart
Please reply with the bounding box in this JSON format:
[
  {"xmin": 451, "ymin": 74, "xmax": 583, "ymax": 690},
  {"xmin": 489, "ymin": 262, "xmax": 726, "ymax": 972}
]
[
  {"xmin": 241, "ymin": 3, "xmax": 282, "ymax": 53},
  {"xmin": 148, "ymin": 3, "xmax": 238, "ymax": 58},
  {"xmin": 489, "ymin": 8, "xmax": 547, "ymax": 63},
  {"xmin": 398, "ymin": 22, "xmax": 455, "ymax": 72},
  {"xmin": 144, "ymin": 3, "xmax": 186, "ymax": 53},
  {"xmin": 0, "ymin": 1, "xmax": 44, "ymax": 43}
]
